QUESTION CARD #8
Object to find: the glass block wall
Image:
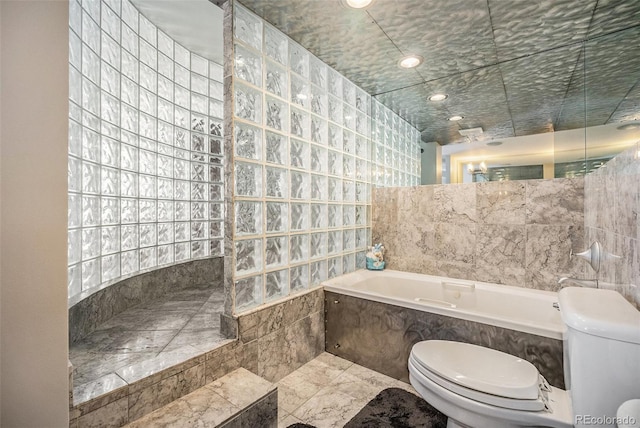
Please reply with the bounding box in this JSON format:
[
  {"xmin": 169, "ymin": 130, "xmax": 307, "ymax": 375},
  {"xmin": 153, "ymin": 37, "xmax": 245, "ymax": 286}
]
[
  {"xmin": 68, "ymin": 0, "xmax": 224, "ymax": 302},
  {"xmin": 228, "ymin": 2, "xmax": 421, "ymax": 313}
]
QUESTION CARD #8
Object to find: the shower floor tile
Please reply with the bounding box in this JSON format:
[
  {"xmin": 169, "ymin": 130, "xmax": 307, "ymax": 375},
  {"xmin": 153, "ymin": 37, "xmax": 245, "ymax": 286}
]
[{"xmin": 70, "ymin": 287, "xmax": 228, "ymax": 405}]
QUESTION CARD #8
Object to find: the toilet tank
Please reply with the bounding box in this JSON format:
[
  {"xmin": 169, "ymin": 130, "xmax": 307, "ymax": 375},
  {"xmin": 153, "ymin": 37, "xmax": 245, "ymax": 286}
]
[{"xmin": 559, "ymin": 287, "xmax": 640, "ymax": 427}]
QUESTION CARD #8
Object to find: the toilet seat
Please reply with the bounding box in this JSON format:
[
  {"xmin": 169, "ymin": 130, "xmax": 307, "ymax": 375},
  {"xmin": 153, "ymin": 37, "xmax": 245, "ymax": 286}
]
[{"xmin": 410, "ymin": 340, "xmax": 550, "ymax": 412}]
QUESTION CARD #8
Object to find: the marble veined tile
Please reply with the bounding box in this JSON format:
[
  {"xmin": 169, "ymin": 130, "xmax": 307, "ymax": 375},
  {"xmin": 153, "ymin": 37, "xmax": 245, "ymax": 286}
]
[
  {"xmin": 525, "ymin": 178, "xmax": 584, "ymax": 225},
  {"xmin": 74, "ymin": 373, "xmax": 127, "ymax": 407},
  {"xmin": 293, "ymin": 388, "xmax": 367, "ymax": 428},
  {"xmin": 117, "ymin": 347, "xmax": 203, "ymax": 385},
  {"xmin": 477, "ymin": 181, "xmax": 525, "ymax": 225},
  {"xmin": 162, "ymin": 329, "xmax": 228, "ymax": 354},
  {"xmin": 432, "ymin": 183, "xmax": 477, "ymax": 224},
  {"xmin": 101, "ymin": 329, "xmax": 178, "ymax": 353},
  {"xmin": 208, "ymin": 367, "xmax": 275, "ymax": 408}
]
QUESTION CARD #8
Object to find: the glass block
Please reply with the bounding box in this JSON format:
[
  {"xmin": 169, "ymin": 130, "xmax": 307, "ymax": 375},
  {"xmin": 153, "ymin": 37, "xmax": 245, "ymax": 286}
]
[
  {"xmin": 209, "ymin": 165, "xmax": 223, "ymax": 183},
  {"xmin": 290, "ymin": 108, "xmax": 309, "ymax": 140},
  {"xmin": 235, "ymin": 201, "xmax": 263, "ymax": 236},
  {"xmin": 265, "ymin": 236, "xmax": 288, "ymax": 268},
  {"xmin": 356, "ymin": 228, "xmax": 367, "ymax": 249},
  {"xmin": 290, "ymin": 138, "xmax": 309, "ymax": 169},
  {"xmin": 290, "ymin": 203, "xmax": 309, "ymax": 231},
  {"xmin": 210, "ymin": 119, "xmax": 223, "ymax": 137},
  {"xmin": 120, "ymin": 225, "xmax": 138, "ymax": 251},
  {"xmin": 343, "ymin": 204, "xmax": 355, "ymax": 226},
  {"xmin": 68, "ymin": 157, "xmax": 82, "ymax": 193},
  {"xmin": 356, "ymin": 181, "xmax": 368, "ymax": 203},
  {"xmin": 328, "ymin": 70, "xmax": 342, "ymax": 98},
  {"xmin": 139, "ymin": 14, "xmax": 157, "ymax": 46},
  {"xmin": 158, "ymin": 30, "xmax": 173, "ymax": 57},
  {"xmin": 290, "ymin": 264, "xmax": 309, "ymax": 292},
  {"xmin": 101, "ymin": 226, "xmax": 120, "ymax": 255},
  {"xmin": 343, "ymin": 229, "xmax": 355, "ymax": 251},
  {"xmin": 175, "ymin": 222, "xmax": 189, "ymax": 241},
  {"xmin": 138, "ymin": 200, "xmax": 156, "ymax": 223},
  {"xmin": 343, "ymin": 105, "xmax": 356, "ymax": 131},
  {"xmin": 310, "ymin": 86, "xmax": 327, "ymax": 119},
  {"xmin": 121, "ymin": 76, "xmax": 138, "ymax": 108},
  {"xmin": 265, "ymin": 131, "xmax": 287, "ymax": 165},
  {"xmin": 70, "ymin": 67, "xmax": 82, "ymax": 105},
  {"xmin": 343, "ymin": 252, "xmax": 356, "ymax": 273},
  {"xmin": 289, "ymin": 41, "xmax": 309, "ymax": 77},
  {"xmin": 82, "ymin": 195, "xmax": 100, "ymax": 227},
  {"xmin": 328, "ymin": 230, "xmax": 343, "ymax": 255},
  {"xmin": 139, "ymin": 175, "xmax": 157, "ymax": 198},
  {"xmin": 310, "ymin": 204, "xmax": 328, "ymax": 229},
  {"xmin": 256, "ymin": 62, "xmax": 280, "ymax": 96},
  {"xmin": 356, "ymin": 88, "xmax": 369, "ymax": 113},
  {"xmin": 191, "ymin": 161, "xmax": 208, "ymax": 182},
  {"xmin": 175, "ymin": 43, "xmax": 190, "ymax": 68},
  {"xmin": 328, "ymin": 256, "xmax": 342, "ymax": 279},
  {"xmin": 328, "ymin": 177, "xmax": 343, "ymax": 202},
  {"xmin": 235, "ymin": 44, "xmax": 261, "ymax": 87},
  {"xmin": 356, "ymin": 111, "xmax": 368, "ymax": 136},
  {"xmin": 343, "ymin": 130, "xmax": 355, "ymax": 155},
  {"xmin": 121, "ymin": 171, "xmax": 137, "ymax": 197},
  {"xmin": 139, "ymin": 64, "xmax": 157, "ymax": 92},
  {"xmin": 290, "ymin": 234, "xmax": 309, "ymax": 264},
  {"xmin": 140, "ymin": 247, "xmax": 157, "ymax": 270},
  {"xmin": 82, "ymin": 41, "xmax": 100, "ymax": 85},
  {"xmin": 70, "ymin": 0, "xmax": 82, "ymax": 34},
  {"xmin": 265, "ymin": 95, "xmax": 288, "ymax": 132},
  {"xmin": 266, "ymin": 167, "xmax": 288, "ymax": 199},
  {"xmin": 309, "ymin": 57, "xmax": 327, "ymax": 90},
  {"xmin": 344, "ymin": 155, "xmax": 355, "ymax": 179},
  {"xmin": 210, "ymin": 221, "xmax": 223, "ymax": 239},
  {"xmin": 343, "ymin": 80, "xmax": 356, "ymax": 106},
  {"xmin": 138, "ymin": 150, "xmax": 155, "ymax": 175},
  {"xmin": 191, "ymin": 54, "xmax": 208, "ymax": 76},
  {"xmin": 328, "ymin": 95, "xmax": 342, "ymax": 125},
  {"xmin": 235, "ymin": 275, "xmax": 263, "ymax": 312},
  {"xmin": 139, "ymin": 113, "xmax": 157, "ymax": 140},
  {"xmin": 310, "ymin": 260, "xmax": 328, "ymax": 285},
  {"xmin": 235, "ymin": 83, "xmax": 262, "ymax": 124},
  {"xmin": 266, "ymin": 202, "xmax": 288, "ymax": 233},
  {"xmin": 121, "ymin": 50, "xmax": 138, "ymax": 83},
  {"xmin": 290, "ymin": 75, "xmax": 309, "ymax": 109},
  {"xmin": 235, "ymin": 162, "xmax": 262, "ymax": 198},
  {"xmin": 310, "ymin": 232, "xmax": 327, "ymax": 259},
  {"xmin": 356, "ymin": 250, "xmax": 366, "ymax": 269},
  {"xmin": 235, "ymin": 238, "xmax": 263, "ymax": 275},
  {"xmin": 209, "ymin": 99, "xmax": 224, "ymax": 119},
  {"xmin": 193, "ymin": 93, "xmax": 209, "ymax": 115},
  {"xmin": 210, "ymin": 239, "xmax": 223, "ymax": 257},
  {"xmin": 290, "ymin": 171, "xmax": 309, "ymax": 200},
  {"xmin": 209, "ymin": 183, "xmax": 223, "ymax": 201},
  {"xmin": 328, "ymin": 204, "xmax": 342, "ymax": 228},
  {"xmin": 191, "ymin": 221, "xmax": 208, "ymax": 240},
  {"xmin": 68, "ymin": 193, "xmax": 82, "ymax": 229},
  {"xmin": 328, "ymin": 151, "xmax": 342, "ymax": 177},
  {"xmin": 193, "ymin": 237, "xmax": 210, "ymax": 258},
  {"xmin": 175, "ymin": 242, "xmax": 190, "ymax": 261},
  {"xmin": 101, "ymin": 61, "xmax": 120, "ymax": 97},
  {"xmin": 101, "ymin": 197, "xmax": 119, "ymax": 225},
  {"xmin": 310, "ymin": 116, "xmax": 328, "ymax": 146},
  {"xmin": 121, "ymin": 198, "xmax": 138, "ymax": 224},
  {"xmin": 140, "ymin": 39, "xmax": 157, "ymax": 69},
  {"xmin": 82, "ymin": 77, "xmax": 100, "ymax": 115},
  {"xmin": 175, "ymin": 64, "xmax": 190, "ymax": 89},
  {"xmin": 210, "ymin": 137, "xmax": 223, "ymax": 156},
  {"xmin": 191, "ymin": 201, "xmax": 207, "ymax": 220},
  {"xmin": 235, "ymin": 122, "xmax": 263, "ymax": 160},
  {"xmin": 82, "ymin": 161, "xmax": 100, "ymax": 194},
  {"xmin": 266, "ymin": 269, "xmax": 289, "ymax": 301},
  {"xmin": 311, "ymin": 174, "xmax": 327, "ymax": 201},
  {"xmin": 82, "ymin": 258, "xmax": 100, "ymax": 289},
  {"xmin": 121, "ymin": 103, "xmax": 139, "ymax": 133},
  {"xmin": 82, "ymin": 110, "xmax": 100, "ymax": 133},
  {"xmin": 191, "ymin": 182, "xmax": 206, "ymax": 201},
  {"xmin": 310, "ymin": 145, "xmax": 327, "ymax": 173},
  {"xmin": 68, "ymin": 229, "xmax": 81, "ymax": 265},
  {"xmin": 234, "ymin": 3, "xmax": 262, "ymax": 51},
  {"xmin": 68, "ymin": 264, "xmax": 82, "ymax": 297},
  {"xmin": 343, "ymin": 180, "xmax": 355, "ymax": 202},
  {"xmin": 158, "ymin": 244, "xmax": 174, "ymax": 266},
  {"xmin": 262, "ymin": 23, "xmax": 287, "ymax": 62},
  {"xmin": 82, "ymin": 227, "xmax": 100, "ymax": 260},
  {"xmin": 191, "ymin": 114, "xmax": 207, "ymax": 134}
]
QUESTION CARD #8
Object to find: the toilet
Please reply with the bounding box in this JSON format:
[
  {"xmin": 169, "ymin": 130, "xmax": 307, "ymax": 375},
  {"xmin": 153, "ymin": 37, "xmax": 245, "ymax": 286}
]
[{"xmin": 409, "ymin": 287, "xmax": 640, "ymax": 428}]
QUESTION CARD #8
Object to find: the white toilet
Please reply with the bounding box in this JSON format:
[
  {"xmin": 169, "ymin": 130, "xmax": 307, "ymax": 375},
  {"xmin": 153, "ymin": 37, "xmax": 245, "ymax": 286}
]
[{"xmin": 408, "ymin": 287, "xmax": 640, "ymax": 428}]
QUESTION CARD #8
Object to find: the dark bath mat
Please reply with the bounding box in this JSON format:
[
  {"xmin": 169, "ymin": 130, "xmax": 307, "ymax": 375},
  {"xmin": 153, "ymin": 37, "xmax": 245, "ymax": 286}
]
[
  {"xmin": 288, "ymin": 388, "xmax": 446, "ymax": 428},
  {"xmin": 344, "ymin": 387, "xmax": 447, "ymax": 428}
]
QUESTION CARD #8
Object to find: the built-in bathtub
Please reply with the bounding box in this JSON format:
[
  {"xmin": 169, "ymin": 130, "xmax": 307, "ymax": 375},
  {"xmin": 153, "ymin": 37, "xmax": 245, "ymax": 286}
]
[{"xmin": 323, "ymin": 269, "xmax": 565, "ymax": 388}]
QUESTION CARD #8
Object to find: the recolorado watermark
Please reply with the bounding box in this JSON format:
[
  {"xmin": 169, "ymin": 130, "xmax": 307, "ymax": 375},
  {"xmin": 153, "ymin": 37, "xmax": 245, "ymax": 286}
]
[{"xmin": 575, "ymin": 414, "xmax": 637, "ymax": 425}]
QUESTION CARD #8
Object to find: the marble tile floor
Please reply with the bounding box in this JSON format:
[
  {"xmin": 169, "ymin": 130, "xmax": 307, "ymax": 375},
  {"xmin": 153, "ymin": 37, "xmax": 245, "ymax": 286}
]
[
  {"xmin": 117, "ymin": 351, "xmax": 421, "ymax": 428},
  {"xmin": 70, "ymin": 287, "xmax": 232, "ymax": 406}
]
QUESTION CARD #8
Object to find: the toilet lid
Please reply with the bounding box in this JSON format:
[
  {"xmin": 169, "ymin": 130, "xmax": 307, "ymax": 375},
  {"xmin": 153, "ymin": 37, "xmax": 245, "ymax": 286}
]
[{"xmin": 411, "ymin": 340, "xmax": 540, "ymax": 400}]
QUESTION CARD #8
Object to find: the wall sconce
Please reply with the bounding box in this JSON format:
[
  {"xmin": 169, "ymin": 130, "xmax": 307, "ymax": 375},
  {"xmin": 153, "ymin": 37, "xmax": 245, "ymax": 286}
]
[{"xmin": 466, "ymin": 161, "xmax": 487, "ymax": 174}]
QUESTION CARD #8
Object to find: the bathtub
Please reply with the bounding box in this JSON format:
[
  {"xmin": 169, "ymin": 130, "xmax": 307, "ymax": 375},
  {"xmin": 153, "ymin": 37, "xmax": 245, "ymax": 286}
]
[{"xmin": 323, "ymin": 269, "xmax": 565, "ymax": 386}]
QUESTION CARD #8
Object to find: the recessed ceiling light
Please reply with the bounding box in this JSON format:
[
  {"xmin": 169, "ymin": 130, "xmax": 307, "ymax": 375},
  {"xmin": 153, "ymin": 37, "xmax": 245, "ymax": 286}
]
[
  {"xmin": 448, "ymin": 115, "xmax": 464, "ymax": 121},
  {"xmin": 617, "ymin": 122, "xmax": 640, "ymax": 131},
  {"xmin": 343, "ymin": 0, "xmax": 373, "ymax": 9},
  {"xmin": 428, "ymin": 94, "xmax": 448, "ymax": 101},
  {"xmin": 487, "ymin": 141, "xmax": 503, "ymax": 146},
  {"xmin": 398, "ymin": 55, "xmax": 423, "ymax": 69}
]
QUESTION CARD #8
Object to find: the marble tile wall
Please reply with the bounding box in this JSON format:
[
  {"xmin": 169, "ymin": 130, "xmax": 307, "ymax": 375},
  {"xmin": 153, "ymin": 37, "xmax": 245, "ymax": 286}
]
[
  {"xmin": 373, "ymin": 178, "xmax": 585, "ymax": 291},
  {"xmin": 584, "ymin": 143, "xmax": 640, "ymax": 307},
  {"xmin": 69, "ymin": 257, "xmax": 224, "ymax": 343}
]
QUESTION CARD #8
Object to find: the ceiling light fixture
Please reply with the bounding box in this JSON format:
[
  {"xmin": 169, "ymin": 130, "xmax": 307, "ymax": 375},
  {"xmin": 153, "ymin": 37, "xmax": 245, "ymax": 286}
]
[
  {"xmin": 428, "ymin": 93, "xmax": 448, "ymax": 101},
  {"xmin": 398, "ymin": 55, "xmax": 423, "ymax": 69},
  {"xmin": 343, "ymin": 0, "xmax": 373, "ymax": 9},
  {"xmin": 448, "ymin": 115, "xmax": 464, "ymax": 121}
]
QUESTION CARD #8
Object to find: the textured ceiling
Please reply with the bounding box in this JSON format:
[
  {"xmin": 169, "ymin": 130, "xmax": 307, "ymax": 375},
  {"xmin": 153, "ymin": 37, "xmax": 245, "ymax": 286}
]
[{"xmin": 237, "ymin": 0, "xmax": 640, "ymax": 145}]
